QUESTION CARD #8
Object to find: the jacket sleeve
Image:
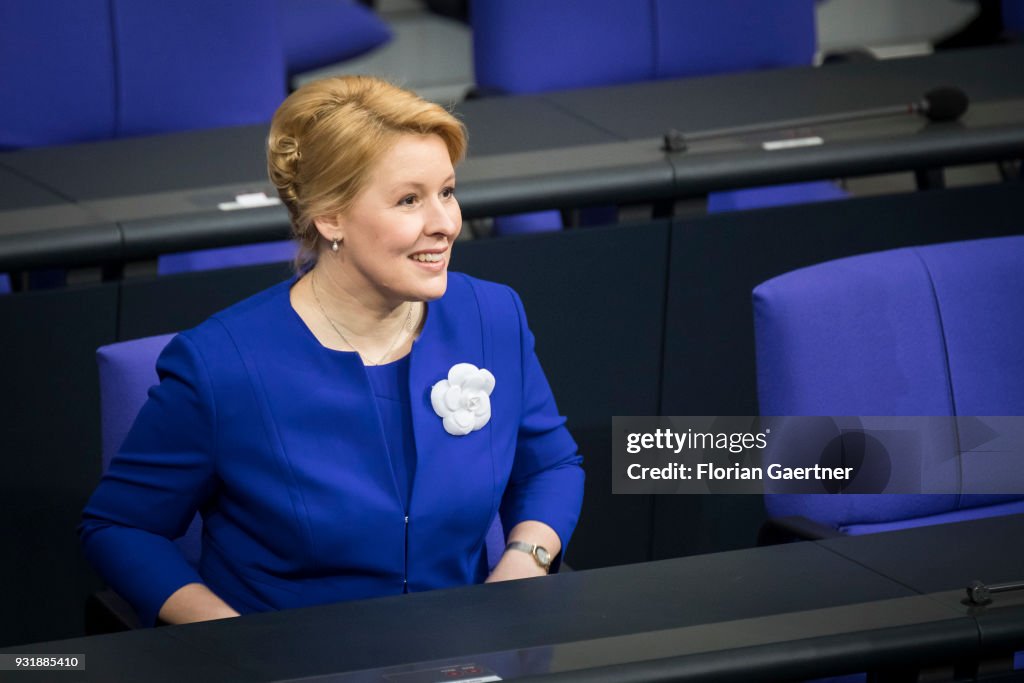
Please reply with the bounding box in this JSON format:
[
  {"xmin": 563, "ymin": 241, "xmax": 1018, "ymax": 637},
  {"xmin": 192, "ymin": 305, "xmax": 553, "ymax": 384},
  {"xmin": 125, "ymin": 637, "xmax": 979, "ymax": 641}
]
[
  {"xmin": 499, "ymin": 288, "xmax": 585, "ymax": 560},
  {"xmin": 79, "ymin": 332, "xmax": 220, "ymax": 626}
]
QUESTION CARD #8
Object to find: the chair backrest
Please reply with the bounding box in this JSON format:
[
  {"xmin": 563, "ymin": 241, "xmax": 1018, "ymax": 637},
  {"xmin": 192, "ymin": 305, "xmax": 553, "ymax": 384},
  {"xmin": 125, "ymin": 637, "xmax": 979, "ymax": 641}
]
[
  {"xmin": 472, "ymin": 0, "xmax": 654, "ymax": 94},
  {"xmin": 0, "ymin": 0, "xmax": 117, "ymax": 148},
  {"xmin": 753, "ymin": 236, "xmax": 1024, "ymax": 531},
  {"xmin": 651, "ymin": 1, "xmax": 816, "ymax": 79},
  {"xmin": 111, "ymin": 0, "xmax": 286, "ymax": 139},
  {"xmin": 96, "ymin": 333, "xmax": 202, "ymax": 563},
  {"xmin": 278, "ymin": 0, "xmax": 392, "ymax": 78},
  {"xmin": 471, "ymin": 0, "xmax": 816, "ymax": 94},
  {"xmin": 2, "ymin": 0, "xmax": 286, "ymax": 149}
]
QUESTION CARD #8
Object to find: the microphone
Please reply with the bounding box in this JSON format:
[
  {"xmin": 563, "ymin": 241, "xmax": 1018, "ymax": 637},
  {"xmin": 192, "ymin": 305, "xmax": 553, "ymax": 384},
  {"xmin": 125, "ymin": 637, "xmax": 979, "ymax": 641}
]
[
  {"xmin": 662, "ymin": 87, "xmax": 971, "ymax": 152},
  {"xmin": 914, "ymin": 86, "xmax": 969, "ymax": 122},
  {"xmin": 965, "ymin": 578, "xmax": 1024, "ymax": 605}
]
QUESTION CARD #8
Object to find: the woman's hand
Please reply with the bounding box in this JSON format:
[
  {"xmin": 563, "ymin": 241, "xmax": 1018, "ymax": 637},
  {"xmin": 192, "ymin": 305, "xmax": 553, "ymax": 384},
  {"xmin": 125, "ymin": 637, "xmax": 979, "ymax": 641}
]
[
  {"xmin": 485, "ymin": 520, "xmax": 561, "ymax": 583},
  {"xmin": 157, "ymin": 583, "xmax": 240, "ymax": 624}
]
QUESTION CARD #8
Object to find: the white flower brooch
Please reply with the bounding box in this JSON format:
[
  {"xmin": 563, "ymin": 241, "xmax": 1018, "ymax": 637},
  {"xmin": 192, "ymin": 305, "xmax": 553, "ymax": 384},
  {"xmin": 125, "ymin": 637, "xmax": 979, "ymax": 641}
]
[{"xmin": 430, "ymin": 363, "xmax": 496, "ymax": 436}]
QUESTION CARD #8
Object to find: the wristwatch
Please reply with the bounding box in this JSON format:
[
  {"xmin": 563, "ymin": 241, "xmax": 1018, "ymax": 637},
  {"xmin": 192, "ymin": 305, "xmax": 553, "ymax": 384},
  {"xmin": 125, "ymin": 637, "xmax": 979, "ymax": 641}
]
[{"xmin": 505, "ymin": 541, "xmax": 552, "ymax": 572}]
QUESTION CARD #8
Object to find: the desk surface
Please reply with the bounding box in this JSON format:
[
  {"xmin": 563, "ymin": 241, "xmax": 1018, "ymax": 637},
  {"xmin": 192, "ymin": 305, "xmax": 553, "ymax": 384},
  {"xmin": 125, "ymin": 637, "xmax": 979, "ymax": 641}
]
[
  {"xmin": 1, "ymin": 44, "xmax": 1023, "ymax": 270},
  {"xmin": 3, "ymin": 515, "xmax": 1021, "ymax": 682},
  {"xmin": 545, "ymin": 43, "xmax": 1024, "ymax": 140}
]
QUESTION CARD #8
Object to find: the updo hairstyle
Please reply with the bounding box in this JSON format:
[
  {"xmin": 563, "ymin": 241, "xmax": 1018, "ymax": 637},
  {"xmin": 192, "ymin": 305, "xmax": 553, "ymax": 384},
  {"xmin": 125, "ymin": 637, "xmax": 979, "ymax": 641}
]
[{"xmin": 267, "ymin": 76, "xmax": 467, "ymax": 269}]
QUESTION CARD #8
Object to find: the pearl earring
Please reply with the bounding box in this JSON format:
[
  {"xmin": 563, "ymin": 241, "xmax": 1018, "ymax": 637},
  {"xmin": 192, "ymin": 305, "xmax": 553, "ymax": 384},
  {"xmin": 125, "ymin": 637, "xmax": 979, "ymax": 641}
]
[{"xmin": 331, "ymin": 238, "xmax": 339, "ymax": 252}]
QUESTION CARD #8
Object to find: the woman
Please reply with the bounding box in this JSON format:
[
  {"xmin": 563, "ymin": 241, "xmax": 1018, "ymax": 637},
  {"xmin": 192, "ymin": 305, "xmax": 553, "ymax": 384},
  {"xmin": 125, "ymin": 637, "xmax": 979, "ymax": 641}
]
[{"xmin": 79, "ymin": 76, "xmax": 584, "ymax": 626}]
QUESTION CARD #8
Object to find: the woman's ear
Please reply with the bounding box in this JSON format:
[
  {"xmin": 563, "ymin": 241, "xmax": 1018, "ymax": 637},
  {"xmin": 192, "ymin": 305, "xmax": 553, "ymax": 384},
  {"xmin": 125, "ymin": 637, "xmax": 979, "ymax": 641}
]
[{"xmin": 312, "ymin": 214, "xmax": 345, "ymax": 245}]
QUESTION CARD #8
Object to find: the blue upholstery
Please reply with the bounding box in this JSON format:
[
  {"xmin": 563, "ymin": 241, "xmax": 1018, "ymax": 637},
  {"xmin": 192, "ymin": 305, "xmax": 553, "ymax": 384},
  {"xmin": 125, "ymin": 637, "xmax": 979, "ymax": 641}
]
[
  {"xmin": 472, "ymin": 1, "xmax": 654, "ymax": 95},
  {"xmin": 1, "ymin": 0, "xmax": 286, "ymax": 149},
  {"xmin": 96, "ymin": 334, "xmax": 201, "ymax": 563},
  {"xmin": 1005, "ymin": 0, "xmax": 1024, "ymax": 38},
  {"xmin": 0, "ymin": 0, "xmax": 117, "ymax": 149},
  {"xmin": 471, "ymin": 0, "xmax": 843, "ymax": 233},
  {"xmin": 707, "ymin": 180, "xmax": 847, "ymax": 213},
  {"xmin": 753, "ymin": 236, "xmax": 1024, "ymax": 533},
  {"xmin": 112, "ymin": 0, "xmax": 286, "ymax": 138},
  {"xmin": 0, "ymin": 275, "xmax": 9, "ymax": 294},
  {"xmin": 488, "ymin": 211, "xmax": 564, "ymax": 236},
  {"xmin": 473, "ymin": 0, "xmax": 816, "ymax": 93},
  {"xmin": 652, "ymin": 1, "xmax": 816, "ymax": 78},
  {"xmin": 279, "ymin": 0, "xmax": 392, "ymax": 77},
  {"xmin": 97, "ymin": 333, "xmax": 506, "ymax": 571},
  {"xmin": 157, "ymin": 240, "xmax": 298, "ymax": 275}
]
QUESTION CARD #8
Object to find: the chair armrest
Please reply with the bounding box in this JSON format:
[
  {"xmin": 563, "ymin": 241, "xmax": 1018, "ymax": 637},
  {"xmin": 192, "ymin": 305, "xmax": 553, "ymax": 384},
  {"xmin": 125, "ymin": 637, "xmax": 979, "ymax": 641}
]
[{"xmin": 757, "ymin": 515, "xmax": 843, "ymax": 545}]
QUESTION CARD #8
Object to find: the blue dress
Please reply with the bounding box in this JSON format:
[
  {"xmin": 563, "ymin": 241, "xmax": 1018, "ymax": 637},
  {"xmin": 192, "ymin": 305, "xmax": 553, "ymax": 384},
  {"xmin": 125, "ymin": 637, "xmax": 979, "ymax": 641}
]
[
  {"xmin": 80, "ymin": 273, "xmax": 584, "ymax": 626},
  {"xmin": 365, "ymin": 355, "xmax": 416, "ymax": 511}
]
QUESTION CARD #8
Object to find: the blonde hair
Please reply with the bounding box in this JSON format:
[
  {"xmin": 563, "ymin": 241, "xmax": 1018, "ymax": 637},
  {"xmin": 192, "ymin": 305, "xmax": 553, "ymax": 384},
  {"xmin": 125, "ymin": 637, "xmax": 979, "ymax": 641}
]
[{"xmin": 267, "ymin": 76, "xmax": 467, "ymax": 269}]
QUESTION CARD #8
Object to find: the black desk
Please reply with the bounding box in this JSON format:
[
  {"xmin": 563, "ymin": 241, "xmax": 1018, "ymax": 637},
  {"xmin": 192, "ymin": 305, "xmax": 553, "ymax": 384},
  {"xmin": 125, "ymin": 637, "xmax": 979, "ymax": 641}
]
[
  {"xmin": 544, "ymin": 42, "xmax": 1024, "ymax": 138},
  {"xmin": 1, "ymin": 44, "xmax": 1023, "ymax": 271},
  {"xmin": 3, "ymin": 516, "xmax": 1021, "ymax": 682}
]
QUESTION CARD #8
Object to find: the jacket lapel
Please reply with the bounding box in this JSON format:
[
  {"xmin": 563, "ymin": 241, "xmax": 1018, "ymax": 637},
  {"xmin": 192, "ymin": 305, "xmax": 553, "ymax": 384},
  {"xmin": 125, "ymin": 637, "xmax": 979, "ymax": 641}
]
[{"xmin": 407, "ymin": 276, "xmax": 497, "ymax": 528}]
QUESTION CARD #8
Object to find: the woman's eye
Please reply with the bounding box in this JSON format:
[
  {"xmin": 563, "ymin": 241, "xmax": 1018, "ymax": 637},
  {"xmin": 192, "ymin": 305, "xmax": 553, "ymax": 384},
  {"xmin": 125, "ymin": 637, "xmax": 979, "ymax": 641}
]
[
  {"xmin": 399, "ymin": 194, "xmax": 417, "ymax": 206},
  {"xmin": 441, "ymin": 186, "xmax": 456, "ymax": 199}
]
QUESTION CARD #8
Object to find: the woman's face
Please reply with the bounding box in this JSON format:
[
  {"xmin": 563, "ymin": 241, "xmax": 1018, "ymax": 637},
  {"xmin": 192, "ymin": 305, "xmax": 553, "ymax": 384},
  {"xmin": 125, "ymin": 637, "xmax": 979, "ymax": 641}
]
[{"xmin": 322, "ymin": 133, "xmax": 461, "ymax": 306}]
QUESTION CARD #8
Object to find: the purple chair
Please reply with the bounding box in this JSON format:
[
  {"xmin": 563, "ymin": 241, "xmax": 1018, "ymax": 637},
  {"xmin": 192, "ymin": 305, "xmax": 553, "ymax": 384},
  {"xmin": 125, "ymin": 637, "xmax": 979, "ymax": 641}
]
[
  {"xmin": 97, "ymin": 335, "xmax": 203, "ymax": 562},
  {"xmin": 112, "ymin": 0, "xmax": 286, "ymax": 139},
  {"xmin": 470, "ymin": 0, "xmax": 846, "ymax": 234},
  {"xmin": 753, "ymin": 235, "xmax": 1024, "ymax": 539},
  {"xmin": 89, "ymin": 334, "xmax": 183, "ymax": 631},
  {"xmin": 2, "ymin": 0, "xmax": 287, "ymax": 149},
  {"xmin": 0, "ymin": 0, "xmax": 117, "ymax": 149},
  {"xmin": 473, "ymin": 1, "xmax": 818, "ymax": 93},
  {"xmin": 279, "ymin": 0, "xmax": 392, "ymax": 78}
]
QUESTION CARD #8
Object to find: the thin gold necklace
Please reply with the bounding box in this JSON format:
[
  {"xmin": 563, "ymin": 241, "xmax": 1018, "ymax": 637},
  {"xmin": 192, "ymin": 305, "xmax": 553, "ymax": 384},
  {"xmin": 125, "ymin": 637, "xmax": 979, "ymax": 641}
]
[{"xmin": 310, "ymin": 270, "xmax": 414, "ymax": 366}]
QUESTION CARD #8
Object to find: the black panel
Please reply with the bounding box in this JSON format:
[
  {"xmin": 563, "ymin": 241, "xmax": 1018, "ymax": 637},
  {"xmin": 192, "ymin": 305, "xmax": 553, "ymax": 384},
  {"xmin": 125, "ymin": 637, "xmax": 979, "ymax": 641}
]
[
  {"xmin": 454, "ymin": 222, "xmax": 671, "ymax": 569},
  {"xmin": 457, "ymin": 140, "xmax": 674, "ymax": 218},
  {"xmin": 0, "ymin": 221, "xmax": 123, "ymax": 272},
  {"xmin": 455, "ymin": 95, "xmax": 619, "ymax": 156},
  {"xmin": 0, "ymin": 284, "xmax": 119, "ymax": 648},
  {"xmin": 665, "ymin": 110, "xmax": 1024, "ymax": 198},
  {"xmin": 157, "ymin": 542, "xmax": 913, "ymax": 681},
  {"xmin": 117, "ymin": 262, "xmax": 294, "ymax": 340},
  {"xmin": 819, "ymin": 514, "xmax": 1024, "ymax": 594},
  {"xmin": 5, "ymin": 512, "xmax": 1021, "ymax": 682},
  {"xmin": 119, "ymin": 209, "xmax": 291, "ymax": 260},
  {"xmin": 1, "ymin": 97, "xmax": 614, "ymax": 203},
  {"xmin": 651, "ymin": 495, "xmax": 769, "ymax": 561},
  {"xmin": 0, "ymin": 163, "xmax": 71, "ymax": 210},
  {"xmin": 1, "ymin": 628, "xmax": 257, "ymax": 683},
  {"xmin": 1, "ymin": 125, "xmax": 269, "ymax": 200}
]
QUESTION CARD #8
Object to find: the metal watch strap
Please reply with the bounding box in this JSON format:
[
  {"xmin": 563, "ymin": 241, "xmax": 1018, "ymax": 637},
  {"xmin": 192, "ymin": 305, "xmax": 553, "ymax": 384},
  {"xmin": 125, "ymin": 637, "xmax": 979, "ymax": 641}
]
[{"xmin": 505, "ymin": 540, "xmax": 552, "ymax": 570}]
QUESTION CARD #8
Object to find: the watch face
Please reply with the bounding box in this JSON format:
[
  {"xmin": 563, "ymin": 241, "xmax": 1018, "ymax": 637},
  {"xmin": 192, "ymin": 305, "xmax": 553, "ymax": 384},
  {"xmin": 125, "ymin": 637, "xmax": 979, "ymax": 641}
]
[{"xmin": 535, "ymin": 546, "xmax": 551, "ymax": 567}]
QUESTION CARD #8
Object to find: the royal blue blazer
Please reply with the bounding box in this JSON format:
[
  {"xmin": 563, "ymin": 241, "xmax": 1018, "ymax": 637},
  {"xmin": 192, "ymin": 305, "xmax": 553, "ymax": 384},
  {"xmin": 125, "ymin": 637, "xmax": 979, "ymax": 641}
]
[{"xmin": 80, "ymin": 273, "xmax": 584, "ymax": 626}]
